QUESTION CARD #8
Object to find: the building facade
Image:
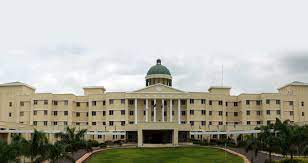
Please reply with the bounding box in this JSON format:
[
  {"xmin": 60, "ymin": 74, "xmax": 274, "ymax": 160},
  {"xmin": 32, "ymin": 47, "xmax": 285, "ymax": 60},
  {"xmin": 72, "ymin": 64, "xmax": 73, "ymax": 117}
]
[{"xmin": 1, "ymin": 59, "xmax": 308, "ymax": 146}]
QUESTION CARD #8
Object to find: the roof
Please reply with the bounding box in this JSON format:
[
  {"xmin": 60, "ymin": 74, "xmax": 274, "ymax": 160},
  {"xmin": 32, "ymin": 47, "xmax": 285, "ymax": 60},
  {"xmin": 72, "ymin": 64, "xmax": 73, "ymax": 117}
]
[
  {"xmin": 208, "ymin": 86, "xmax": 231, "ymax": 91},
  {"xmin": 278, "ymin": 81, "xmax": 308, "ymax": 90},
  {"xmin": 146, "ymin": 59, "xmax": 171, "ymax": 76},
  {"xmin": 0, "ymin": 81, "xmax": 36, "ymax": 90}
]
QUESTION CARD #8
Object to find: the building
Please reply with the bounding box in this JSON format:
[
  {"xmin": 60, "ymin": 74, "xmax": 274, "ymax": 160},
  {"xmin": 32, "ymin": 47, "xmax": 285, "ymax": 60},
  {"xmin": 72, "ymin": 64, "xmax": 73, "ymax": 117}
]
[{"xmin": 0, "ymin": 59, "xmax": 308, "ymax": 146}]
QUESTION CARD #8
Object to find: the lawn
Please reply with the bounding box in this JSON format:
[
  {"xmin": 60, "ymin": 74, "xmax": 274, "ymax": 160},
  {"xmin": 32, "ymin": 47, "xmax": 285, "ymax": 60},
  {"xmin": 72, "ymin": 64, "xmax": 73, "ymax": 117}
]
[{"xmin": 88, "ymin": 147, "xmax": 244, "ymax": 163}]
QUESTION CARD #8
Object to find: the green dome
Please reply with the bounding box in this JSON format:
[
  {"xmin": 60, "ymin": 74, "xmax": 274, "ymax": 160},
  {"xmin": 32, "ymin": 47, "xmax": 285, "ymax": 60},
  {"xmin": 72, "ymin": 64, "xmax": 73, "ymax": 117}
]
[{"xmin": 147, "ymin": 59, "xmax": 171, "ymax": 76}]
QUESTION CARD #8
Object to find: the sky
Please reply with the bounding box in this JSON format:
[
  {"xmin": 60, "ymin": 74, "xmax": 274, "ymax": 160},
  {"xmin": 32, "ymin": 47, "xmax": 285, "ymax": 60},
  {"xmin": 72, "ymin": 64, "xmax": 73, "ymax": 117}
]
[{"xmin": 0, "ymin": 0, "xmax": 308, "ymax": 95}]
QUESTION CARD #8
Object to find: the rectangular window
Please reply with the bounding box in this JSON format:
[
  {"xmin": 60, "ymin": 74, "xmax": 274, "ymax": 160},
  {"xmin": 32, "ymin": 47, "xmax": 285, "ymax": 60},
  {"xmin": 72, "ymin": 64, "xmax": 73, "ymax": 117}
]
[
  {"xmin": 92, "ymin": 101, "xmax": 96, "ymax": 106},
  {"xmin": 109, "ymin": 121, "xmax": 114, "ymax": 126},
  {"xmin": 209, "ymin": 121, "xmax": 212, "ymax": 125},
  {"xmin": 86, "ymin": 112, "xmax": 89, "ymax": 117},
  {"xmin": 181, "ymin": 111, "xmax": 186, "ymax": 116},
  {"xmin": 266, "ymin": 99, "xmax": 270, "ymax": 104},
  {"xmin": 109, "ymin": 110, "xmax": 113, "ymax": 115},
  {"xmin": 181, "ymin": 100, "xmax": 186, "ymax": 105},
  {"xmin": 277, "ymin": 110, "xmax": 281, "ymax": 115},
  {"xmin": 256, "ymin": 100, "xmax": 261, "ymax": 105},
  {"xmin": 76, "ymin": 112, "xmax": 80, "ymax": 117},
  {"xmin": 219, "ymin": 111, "xmax": 223, "ymax": 116},
  {"xmin": 190, "ymin": 121, "xmax": 194, "ymax": 126},
  {"xmin": 201, "ymin": 110, "xmax": 206, "ymax": 115},
  {"xmin": 34, "ymin": 100, "xmax": 38, "ymax": 105},
  {"xmin": 20, "ymin": 102, "xmax": 24, "ymax": 106},
  {"xmin": 289, "ymin": 101, "xmax": 294, "ymax": 106},
  {"xmin": 257, "ymin": 121, "xmax": 261, "ymax": 125},
  {"xmin": 76, "ymin": 102, "xmax": 80, "ymax": 107},
  {"xmin": 218, "ymin": 101, "xmax": 223, "ymax": 105},
  {"xmin": 218, "ymin": 121, "xmax": 223, "ymax": 125},
  {"xmin": 9, "ymin": 112, "xmax": 12, "ymax": 117},
  {"xmin": 226, "ymin": 112, "xmax": 228, "ymax": 116},
  {"xmin": 121, "ymin": 99, "xmax": 125, "ymax": 104},
  {"xmin": 290, "ymin": 111, "xmax": 294, "ymax": 116},
  {"xmin": 64, "ymin": 111, "xmax": 68, "ymax": 116},
  {"xmin": 103, "ymin": 101, "xmax": 106, "ymax": 105},
  {"xmin": 76, "ymin": 122, "xmax": 80, "ymax": 126},
  {"xmin": 103, "ymin": 122, "xmax": 106, "ymax": 125},
  {"xmin": 53, "ymin": 121, "xmax": 58, "ymax": 125},
  {"xmin": 109, "ymin": 99, "xmax": 114, "ymax": 105},
  {"xmin": 129, "ymin": 121, "xmax": 134, "ymax": 124},
  {"xmin": 302, "ymin": 112, "xmax": 305, "ymax": 116},
  {"xmin": 121, "ymin": 121, "xmax": 125, "ymax": 126},
  {"xmin": 121, "ymin": 110, "xmax": 125, "ymax": 115},
  {"xmin": 209, "ymin": 100, "xmax": 212, "ymax": 105},
  {"xmin": 64, "ymin": 100, "xmax": 68, "ymax": 105},
  {"xmin": 201, "ymin": 99, "xmax": 206, "ymax": 104},
  {"xmin": 33, "ymin": 111, "xmax": 37, "ymax": 115},
  {"xmin": 53, "ymin": 101, "xmax": 58, "ymax": 105},
  {"xmin": 267, "ymin": 110, "xmax": 270, "ymax": 115},
  {"xmin": 64, "ymin": 121, "xmax": 68, "ymax": 125},
  {"xmin": 190, "ymin": 99, "xmax": 194, "ymax": 104},
  {"xmin": 257, "ymin": 110, "xmax": 261, "ymax": 115},
  {"xmin": 225, "ymin": 102, "xmax": 228, "ymax": 106},
  {"xmin": 92, "ymin": 111, "xmax": 96, "ymax": 116},
  {"xmin": 247, "ymin": 121, "xmax": 251, "ymax": 125},
  {"xmin": 276, "ymin": 100, "xmax": 281, "ymax": 105},
  {"xmin": 44, "ymin": 121, "xmax": 48, "ymax": 126},
  {"xmin": 144, "ymin": 110, "xmax": 146, "ymax": 115},
  {"xmin": 201, "ymin": 121, "xmax": 206, "ymax": 126},
  {"xmin": 98, "ymin": 135, "xmax": 102, "ymax": 139},
  {"xmin": 190, "ymin": 110, "xmax": 194, "ymax": 115},
  {"xmin": 44, "ymin": 110, "xmax": 48, "ymax": 115},
  {"xmin": 53, "ymin": 111, "xmax": 58, "ymax": 116},
  {"xmin": 44, "ymin": 100, "xmax": 48, "ymax": 105},
  {"xmin": 234, "ymin": 102, "xmax": 238, "ymax": 106},
  {"xmin": 20, "ymin": 112, "xmax": 24, "ymax": 116},
  {"xmin": 129, "ymin": 100, "xmax": 134, "ymax": 105},
  {"xmin": 246, "ymin": 110, "xmax": 250, "ymax": 116},
  {"xmin": 209, "ymin": 111, "xmax": 212, "ymax": 116},
  {"xmin": 33, "ymin": 121, "xmax": 37, "ymax": 126},
  {"xmin": 103, "ymin": 111, "xmax": 106, "ymax": 116},
  {"xmin": 246, "ymin": 100, "xmax": 250, "ymax": 105},
  {"xmin": 92, "ymin": 122, "xmax": 96, "ymax": 126},
  {"xmin": 234, "ymin": 112, "xmax": 238, "ymax": 116},
  {"xmin": 302, "ymin": 101, "xmax": 304, "ymax": 106},
  {"xmin": 128, "ymin": 110, "xmax": 133, "ymax": 115}
]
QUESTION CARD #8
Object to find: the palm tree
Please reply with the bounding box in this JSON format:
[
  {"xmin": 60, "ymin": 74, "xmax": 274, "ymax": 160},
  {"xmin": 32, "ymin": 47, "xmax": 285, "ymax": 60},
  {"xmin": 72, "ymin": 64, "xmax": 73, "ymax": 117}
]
[
  {"xmin": 0, "ymin": 140, "xmax": 17, "ymax": 163},
  {"xmin": 245, "ymin": 135, "xmax": 260, "ymax": 163},
  {"xmin": 10, "ymin": 134, "xmax": 29, "ymax": 162},
  {"xmin": 27, "ymin": 130, "xmax": 49, "ymax": 162},
  {"xmin": 259, "ymin": 123, "xmax": 279, "ymax": 162},
  {"xmin": 47, "ymin": 142, "xmax": 74, "ymax": 163}
]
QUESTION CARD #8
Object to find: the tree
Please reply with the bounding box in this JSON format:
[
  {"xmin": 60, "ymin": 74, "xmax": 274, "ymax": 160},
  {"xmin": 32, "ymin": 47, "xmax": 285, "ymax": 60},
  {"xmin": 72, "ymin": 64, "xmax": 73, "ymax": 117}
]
[
  {"xmin": 27, "ymin": 130, "xmax": 49, "ymax": 162},
  {"xmin": 245, "ymin": 135, "xmax": 260, "ymax": 163},
  {"xmin": 259, "ymin": 123, "xmax": 279, "ymax": 162},
  {"xmin": 0, "ymin": 140, "xmax": 17, "ymax": 163},
  {"xmin": 47, "ymin": 142, "xmax": 74, "ymax": 163}
]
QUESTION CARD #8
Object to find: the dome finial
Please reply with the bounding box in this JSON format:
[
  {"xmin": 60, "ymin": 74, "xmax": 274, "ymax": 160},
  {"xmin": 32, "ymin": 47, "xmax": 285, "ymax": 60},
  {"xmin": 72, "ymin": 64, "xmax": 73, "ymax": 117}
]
[{"xmin": 156, "ymin": 59, "xmax": 161, "ymax": 65}]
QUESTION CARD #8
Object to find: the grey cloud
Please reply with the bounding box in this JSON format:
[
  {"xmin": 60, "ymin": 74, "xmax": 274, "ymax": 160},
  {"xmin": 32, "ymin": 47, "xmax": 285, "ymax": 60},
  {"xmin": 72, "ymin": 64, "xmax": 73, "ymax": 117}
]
[{"xmin": 279, "ymin": 53, "xmax": 308, "ymax": 74}]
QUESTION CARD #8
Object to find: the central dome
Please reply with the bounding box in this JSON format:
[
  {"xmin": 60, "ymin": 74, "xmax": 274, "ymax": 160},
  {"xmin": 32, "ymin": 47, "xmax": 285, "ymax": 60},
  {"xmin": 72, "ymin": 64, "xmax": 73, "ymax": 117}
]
[{"xmin": 146, "ymin": 59, "xmax": 171, "ymax": 76}]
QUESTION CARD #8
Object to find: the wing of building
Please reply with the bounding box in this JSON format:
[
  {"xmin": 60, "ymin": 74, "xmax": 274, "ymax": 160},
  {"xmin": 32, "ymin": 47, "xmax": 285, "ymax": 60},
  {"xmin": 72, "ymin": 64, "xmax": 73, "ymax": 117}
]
[{"xmin": 0, "ymin": 59, "xmax": 308, "ymax": 146}]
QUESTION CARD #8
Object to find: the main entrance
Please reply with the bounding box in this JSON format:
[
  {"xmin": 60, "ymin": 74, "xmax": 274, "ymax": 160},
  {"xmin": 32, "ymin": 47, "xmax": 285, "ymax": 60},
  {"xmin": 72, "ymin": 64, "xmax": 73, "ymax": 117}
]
[{"xmin": 143, "ymin": 130, "xmax": 173, "ymax": 144}]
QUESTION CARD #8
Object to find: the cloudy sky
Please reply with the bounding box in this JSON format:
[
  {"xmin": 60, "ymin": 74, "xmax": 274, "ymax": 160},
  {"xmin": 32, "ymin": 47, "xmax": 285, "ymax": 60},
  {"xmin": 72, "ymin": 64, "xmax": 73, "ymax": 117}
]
[{"xmin": 0, "ymin": 0, "xmax": 307, "ymax": 95}]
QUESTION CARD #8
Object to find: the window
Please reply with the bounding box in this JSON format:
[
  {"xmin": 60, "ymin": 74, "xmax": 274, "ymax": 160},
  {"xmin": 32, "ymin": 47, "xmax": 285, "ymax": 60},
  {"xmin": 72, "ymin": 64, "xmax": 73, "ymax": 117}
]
[
  {"xmin": 190, "ymin": 110, "xmax": 194, "ymax": 115},
  {"xmin": 20, "ymin": 102, "xmax": 24, "ymax": 106},
  {"xmin": 103, "ymin": 111, "xmax": 106, "ymax": 116},
  {"xmin": 181, "ymin": 111, "xmax": 186, "ymax": 116},
  {"xmin": 181, "ymin": 100, "xmax": 186, "ymax": 105},
  {"xmin": 246, "ymin": 100, "xmax": 250, "ymax": 105},
  {"xmin": 302, "ymin": 101, "xmax": 304, "ymax": 106},
  {"xmin": 9, "ymin": 112, "xmax": 12, "ymax": 117},
  {"xmin": 129, "ymin": 100, "xmax": 134, "ymax": 105},
  {"xmin": 121, "ymin": 110, "xmax": 125, "ymax": 115},
  {"xmin": 201, "ymin": 99, "xmax": 206, "ymax": 104},
  {"xmin": 92, "ymin": 111, "xmax": 96, "ymax": 116},
  {"xmin": 64, "ymin": 121, "xmax": 68, "ymax": 125},
  {"xmin": 164, "ymin": 111, "xmax": 167, "ymax": 116},
  {"xmin": 290, "ymin": 111, "xmax": 294, "ymax": 116},
  {"xmin": 257, "ymin": 121, "xmax": 261, "ymax": 125},
  {"xmin": 225, "ymin": 102, "xmax": 228, "ymax": 106},
  {"xmin": 64, "ymin": 100, "xmax": 68, "ymax": 105},
  {"xmin": 219, "ymin": 111, "xmax": 223, "ymax": 116},
  {"xmin": 209, "ymin": 100, "xmax": 212, "ymax": 105},
  {"xmin": 257, "ymin": 111, "xmax": 261, "ymax": 115},
  {"xmin": 86, "ymin": 102, "xmax": 89, "ymax": 106},
  {"xmin": 109, "ymin": 121, "xmax": 114, "ymax": 126},
  {"xmin": 92, "ymin": 122, "xmax": 96, "ymax": 126},
  {"xmin": 218, "ymin": 101, "xmax": 223, "ymax": 105},
  {"xmin": 103, "ymin": 122, "xmax": 106, "ymax": 125},
  {"xmin": 76, "ymin": 122, "xmax": 80, "ymax": 126},
  {"xmin": 53, "ymin": 101, "xmax": 58, "ymax": 105},
  {"xmin": 121, "ymin": 135, "xmax": 125, "ymax": 139},
  {"xmin": 34, "ymin": 100, "xmax": 38, "ymax": 105},
  {"xmin": 103, "ymin": 101, "xmax": 106, "ymax": 105},
  {"xmin": 201, "ymin": 110, "xmax": 206, "ymax": 115},
  {"xmin": 44, "ymin": 121, "xmax": 48, "ymax": 126},
  {"xmin": 218, "ymin": 121, "xmax": 223, "ymax": 125},
  {"xmin": 44, "ymin": 100, "xmax": 48, "ymax": 105},
  {"xmin": 247, "ymin": 121, "xmax": 251, "ymax": 125},
  {"xmin": 64, "ymin": 111, "xmax": 68, "ymax": 116},
  {"xmin": 20, "ymin": 112, "xmax": 24, "ymax": 116},
  {"xmin": 121, "ymin": 121, "xmax": 125, "ymax": 126},
  {"xmin": 144, "ymin": 111, "xmax": 146, "ymax": 115},
  {"xmin": 267, "ymin": 121, "xmax": 271, "ymax": 125},
  {"xmin": 190, "ymin": 99, "xmax": 194, "ymax": 104},
  {"xmin": 76, "ymin": 112, "xmax": 80, "ymax": 117},
  {"xmin": 53, "ymin": 121, "xmax": 58, "ymax": 125},
  {"xmin": 129, "ymin": 121, "xmax": 134, "ymax": 124},
  {"xmin": 266, "ymin": 110, "xmax": 270, "ymax": 115},
  {"xmin": 289, "ymin": 101, "xmax": 294, "ymax": 106},
  {"xmin": 266, "ymin": 99, "xmax": 270, "ymax": 104},
  {"xmin": 277, "ymin": 110, "xmax": 281, "ymax": 115},
  {"xmin": 92, "ymin": 101, "xmax": 96, "ymax": 106},
  {"xmin": 246, "ymin": 110, "xmax": 250, "ymax": 116},
  {"xmin": 276, "ymin": 100, "xmax": 280, "ymax": 105},
  {"xmin": 234, "ymin": 112, "xmax": 238, "ymax": 116},
  {"xmin": 256, "ymin": 100, "xmax": 261, "ymax": 105},
  {"xmin": 109, "ymin": 99, "xmax": 114, "ymax": 105},
  {"xmin": 121, "ymin": 99, "xmax": 125, "ymax": 104},
  {"xmin": 190, "ymin": 121, "xmax": 194, "ymax": 126},
  {"xmin": 129, "ymin": 111, "xmax": 134, "ymax": 115},
  {"xmin": 86, "ymin": 112, "xmax": 89, "ymax": 117},
  {"xmin": 302, "ymin": 112, "xmax": 305, "ymax": 116},
  {"xmin": 33, "ymin": 111, "xmax": 37, "ymax": 115},
  {"xmin": 209, "ymin": 121, "xmax": 212, "ymax": 125},
  {"xmin": 53, "ymin": 111, "xmax": 58, "ymax": 116},
  {"xmin": 44, "ymin": 110, "xmax": 48, "ymax": 115},
  {"xmin": 226, "ymin": 112, "xmax": 228, "ymax": 116},
  {"xmin": 201, "ymin": 121, "xmax": 206, "ymax": 126},
  {"xmin": 181, "ymin": 121, "xmax": 186, "ymax": 124},
  {"xmin": 234, "ymin": 102, "xmax": 238, "ymax": 106},
  {"xmin": 98, "ymin": 135, "xmax": 102, "ymax": 139},
  {"xmin": 209, "ymin": 111, "xmax": 212, "ymax": 115},
  {"xmin": 108, "ymin": 110, "xmax": 113, "ymax": 115},
  {"xmin": 33, "ymin": 121, "xmax": 37, "ymax": 126},
  {"xmin": 76, "ymin": 102, "xmax": 80, "ymax": 107}
]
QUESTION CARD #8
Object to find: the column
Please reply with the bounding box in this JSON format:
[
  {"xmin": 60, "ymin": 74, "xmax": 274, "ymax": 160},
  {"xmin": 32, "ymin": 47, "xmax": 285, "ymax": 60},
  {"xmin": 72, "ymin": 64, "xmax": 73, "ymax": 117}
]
[
  {"xmin": 154, "ymin": 99, "xmax": 157, "ymax": 122},
  {"xmin": 178, "ymin": 99, "xmax": 181, "ymax": 124},
  {"xmin": 137, "ymin": 129, "xmax": 143, "ymax": 147},
  {"xmin": 145, "ymin": 99, "xmax": 148, "ymax": 122},
  {"xmin": 170, "ymin": 99, "xmax": 173, "ymax": 122},
  {"xmin": 135, "ymin": 99, "xmax": 138, "ymax": 124},
  {"xmin": 162, "ymin": 99, "xmax": 165, "ymax": 122},
  {"xmin": 173, "ymin": 129, "xmax": 179, "ymax": 146}
]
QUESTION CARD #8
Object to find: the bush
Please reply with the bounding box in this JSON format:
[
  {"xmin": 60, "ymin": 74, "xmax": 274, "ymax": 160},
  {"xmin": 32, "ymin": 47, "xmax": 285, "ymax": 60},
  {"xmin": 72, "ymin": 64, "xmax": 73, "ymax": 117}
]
[
  {"xmin": 114, "ymin": 140, "xmax": 123, "ymax": 146},
  {"xmin": 99, "ymin": 143, "xmax": 107, "ymax": 148},
  {"xmin": 87, "ymin": 140, "xmax": 100, "ymax": 148}
]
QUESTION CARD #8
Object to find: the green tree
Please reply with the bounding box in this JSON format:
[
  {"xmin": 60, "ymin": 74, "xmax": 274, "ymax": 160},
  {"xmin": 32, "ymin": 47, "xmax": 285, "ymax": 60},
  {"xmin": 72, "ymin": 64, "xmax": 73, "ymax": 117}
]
[
  {"xmin": 245, "ymin": 135, "xmax": 260, "ymax": 163},
  {"xmin": 47, "ymin": 142, "xmax": 74, "ymax": 163},
  {"xmin": 259, "ymin": 123, "xmax": 279, "ymax": 162},
  {"xmin": 27, "ymin": 130, "xmax": 49, "ymax": 162}
]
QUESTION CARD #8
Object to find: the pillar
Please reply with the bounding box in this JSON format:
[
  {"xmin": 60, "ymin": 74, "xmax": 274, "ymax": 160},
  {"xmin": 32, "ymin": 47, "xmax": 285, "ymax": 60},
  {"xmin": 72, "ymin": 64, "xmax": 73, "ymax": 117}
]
[
  {"xmin": 135, "ymin": 99, "xmax": 138, "ymax": 124},
  {"xmin": 178, "ymin": 99, "xmax": 181, "ymax": 124},
  {"xmin": 137, "ymin": 129, "xmax": 143, "ymax": 147},
  {"xmin": 170, "ymin": 99, "xmax": 173, "ymax": 122},
  {"xmin": 173, "ymin": 129, "xmax": 178, "ymax": 146},
  {"xmin": 145, "ymin": 99, "xmax": 148, "ymax": 122},
  {"xmin": 162, "ymin": 99, "xmax": 165, "ymax": 122},
  {"xmin": 154, "ymin": 99, "xmax": 157, "ymax": 122}
]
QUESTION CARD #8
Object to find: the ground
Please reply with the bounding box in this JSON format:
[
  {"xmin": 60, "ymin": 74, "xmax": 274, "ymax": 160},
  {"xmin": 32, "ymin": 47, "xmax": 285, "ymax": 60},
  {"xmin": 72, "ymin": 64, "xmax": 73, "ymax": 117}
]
[{"xmin": 87, "ymin": 147, "xmax": 244, "ymax": 163}]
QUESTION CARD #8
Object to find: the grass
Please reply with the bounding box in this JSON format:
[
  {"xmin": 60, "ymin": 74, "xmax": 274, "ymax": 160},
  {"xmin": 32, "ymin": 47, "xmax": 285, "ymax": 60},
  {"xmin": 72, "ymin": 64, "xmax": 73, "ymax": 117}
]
[{"xmin": 88, "ymin": 147, "xmax": 244, "ymax": 163}]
